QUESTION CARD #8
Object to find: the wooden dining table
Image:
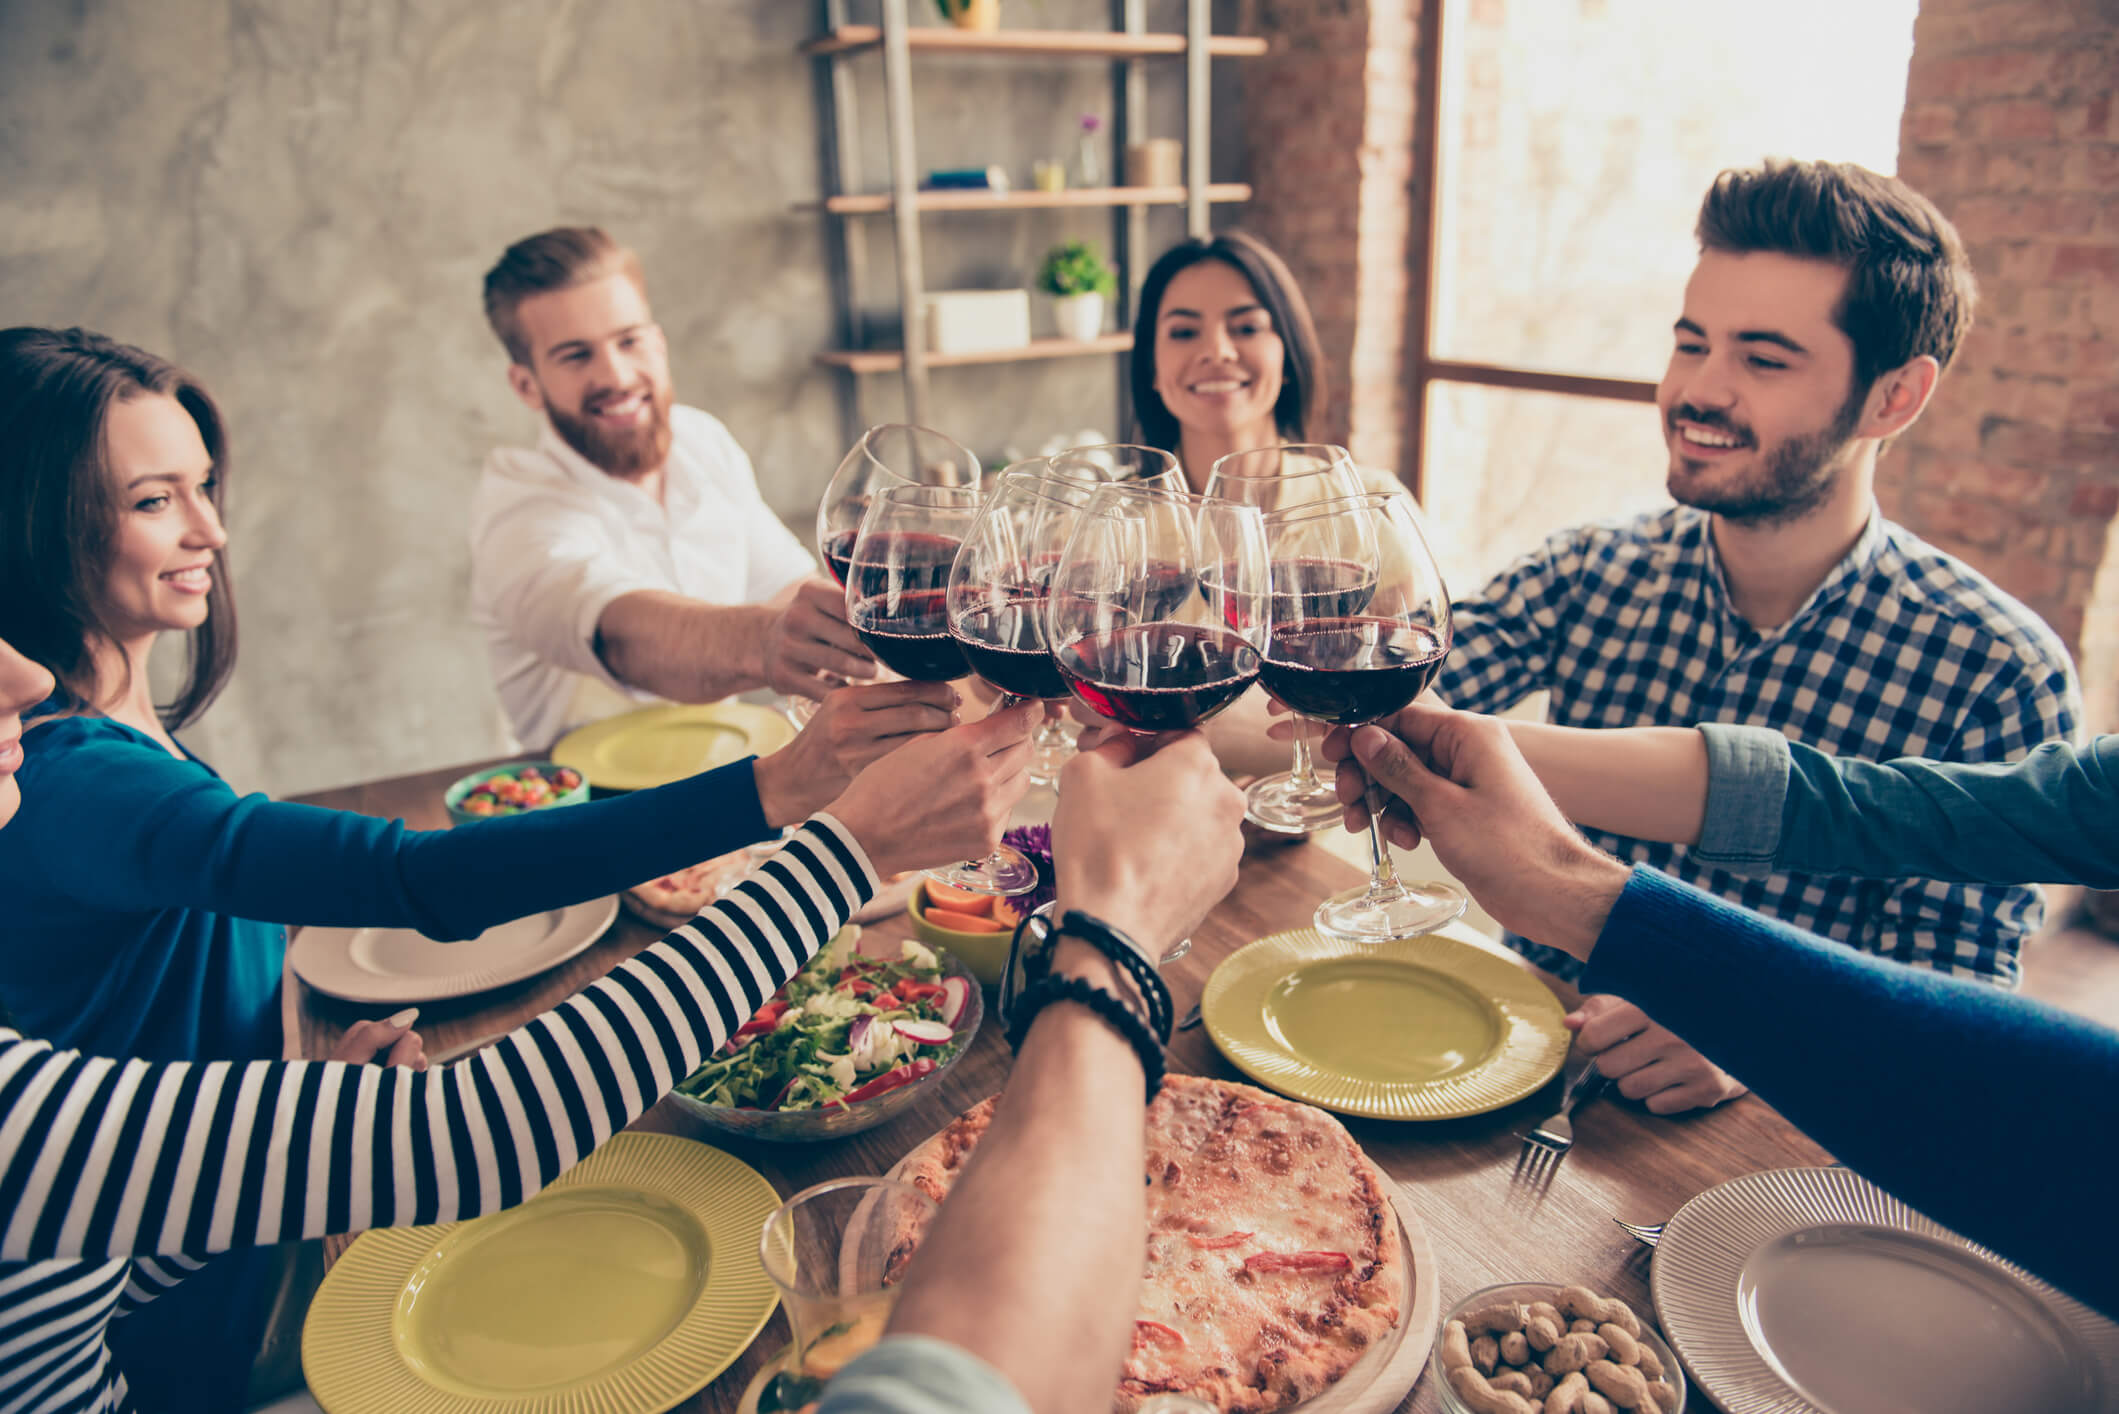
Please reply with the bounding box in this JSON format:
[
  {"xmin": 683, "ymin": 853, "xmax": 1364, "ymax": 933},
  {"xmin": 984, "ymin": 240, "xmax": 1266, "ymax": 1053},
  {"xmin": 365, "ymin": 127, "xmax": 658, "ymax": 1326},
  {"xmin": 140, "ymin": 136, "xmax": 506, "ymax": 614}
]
[{"xmin": 289, "ymin": 757, "xmax": 1834, "ymax": 1414}]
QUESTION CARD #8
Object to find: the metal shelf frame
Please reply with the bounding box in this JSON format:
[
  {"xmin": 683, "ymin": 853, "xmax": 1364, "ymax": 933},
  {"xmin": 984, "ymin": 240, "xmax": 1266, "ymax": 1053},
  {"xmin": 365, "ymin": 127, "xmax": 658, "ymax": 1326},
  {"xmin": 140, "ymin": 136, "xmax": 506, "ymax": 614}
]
[{"xmin": 805, "ymin": 0, "xmax": 1246, "ymax": 441}]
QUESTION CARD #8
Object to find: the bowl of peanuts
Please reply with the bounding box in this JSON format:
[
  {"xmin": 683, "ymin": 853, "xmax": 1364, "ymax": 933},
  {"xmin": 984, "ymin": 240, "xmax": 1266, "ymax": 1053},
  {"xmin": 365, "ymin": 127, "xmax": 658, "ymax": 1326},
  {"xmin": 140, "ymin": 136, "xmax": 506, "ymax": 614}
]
[{"xmin": 1433, "ymin": 1281, "xmax": 1684, "ymax": 1414}]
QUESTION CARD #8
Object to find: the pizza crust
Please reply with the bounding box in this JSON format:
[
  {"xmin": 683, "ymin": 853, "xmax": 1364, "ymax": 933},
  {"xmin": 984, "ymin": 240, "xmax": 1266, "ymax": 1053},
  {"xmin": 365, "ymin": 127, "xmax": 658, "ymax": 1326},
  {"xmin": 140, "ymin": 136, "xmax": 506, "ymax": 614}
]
[{"xmin": 893, "ymin": 1075, "xmax": 1405, "ymax": 1413}]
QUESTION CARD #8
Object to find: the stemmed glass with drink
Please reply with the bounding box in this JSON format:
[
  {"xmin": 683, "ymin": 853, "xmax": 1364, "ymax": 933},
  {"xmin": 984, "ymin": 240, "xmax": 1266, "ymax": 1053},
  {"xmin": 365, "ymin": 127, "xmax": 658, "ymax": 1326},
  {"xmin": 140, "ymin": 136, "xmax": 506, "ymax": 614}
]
[
  {"xmin": 1047, "ymin": 484, "xmax": 1269, "ymax": 961},
  {"xmin": 847, "ymin": 482, "xmax": 1038, "ymax": 898},
  {"xmin": 792, "ymin": 425, "xmax": 981, "ymax": 727},
  {"xmin": 1256, "ymin": 492, "xmax": 1466, "ymax": 941},
  {"xmin": 1046, "ymin": 443, "xmax": 1187, "ymax": 494},
  {"xmin": 1204, "ymin": 444, "xmax": 1366, "ymax": 835}
]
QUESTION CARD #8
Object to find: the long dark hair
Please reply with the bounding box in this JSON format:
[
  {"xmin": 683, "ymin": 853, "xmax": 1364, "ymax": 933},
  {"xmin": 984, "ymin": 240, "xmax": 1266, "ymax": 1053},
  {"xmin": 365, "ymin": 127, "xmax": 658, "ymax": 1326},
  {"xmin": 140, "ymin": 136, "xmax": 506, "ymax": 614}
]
[
  {"xmin": 0, "ymin": 327, "xmax": 237, "ymax": 728},
  {"xmin": 1128, "ymin": 231, "xmax": 1326, "ymax": 455}
]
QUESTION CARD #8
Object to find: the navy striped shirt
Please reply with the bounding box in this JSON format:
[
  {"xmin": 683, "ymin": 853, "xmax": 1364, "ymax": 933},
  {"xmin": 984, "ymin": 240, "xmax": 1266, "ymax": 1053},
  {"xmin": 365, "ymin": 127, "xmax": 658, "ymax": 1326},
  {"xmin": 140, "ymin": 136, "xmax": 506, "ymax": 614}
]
[{"xmin": 0, "ymin": 815, "xmax": 874, "ymax": 1414}]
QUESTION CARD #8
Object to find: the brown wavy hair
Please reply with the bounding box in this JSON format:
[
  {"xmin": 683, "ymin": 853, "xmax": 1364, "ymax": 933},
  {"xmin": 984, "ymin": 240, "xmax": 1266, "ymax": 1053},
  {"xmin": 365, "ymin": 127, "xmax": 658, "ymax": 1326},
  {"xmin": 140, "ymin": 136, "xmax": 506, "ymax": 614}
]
[
  {"xmin": 0, "ymin": 327, "xmax": 237, "ymax": 728},
  {"xmin": 1128, "ymin": 231, "xmax": 1326, "ymax": 454}
]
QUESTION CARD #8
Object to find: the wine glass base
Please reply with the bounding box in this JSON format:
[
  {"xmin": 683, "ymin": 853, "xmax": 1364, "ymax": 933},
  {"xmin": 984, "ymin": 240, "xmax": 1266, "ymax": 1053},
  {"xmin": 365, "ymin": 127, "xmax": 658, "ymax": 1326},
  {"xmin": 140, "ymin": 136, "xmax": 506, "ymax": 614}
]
[
  {"xmin": 1242, "ymin": 770, "xmax": 1347, "ymax": 834},
  {"xmin": 927, "ymin": 848, "xmax": 1040, "ymax": 898},
  {"xmin": 1314, "ymin": 881, "xmax": 1467, "ymax": 944},
  {"xmin": 1158, "ymin": 937, "xmax": 1191, "ymax": 965}
]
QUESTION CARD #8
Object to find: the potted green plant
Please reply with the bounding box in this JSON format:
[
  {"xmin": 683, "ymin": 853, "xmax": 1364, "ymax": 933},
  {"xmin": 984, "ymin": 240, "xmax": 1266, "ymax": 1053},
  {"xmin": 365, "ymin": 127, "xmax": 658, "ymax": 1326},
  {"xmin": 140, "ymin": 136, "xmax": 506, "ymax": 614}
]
[
  {"xmin": 934, "ymin": 0, "xmax": 1000, "ymax": 30},
  {"xmin": 1037, "ymin": 240, "xmax": 1117, "ymax": 342}
]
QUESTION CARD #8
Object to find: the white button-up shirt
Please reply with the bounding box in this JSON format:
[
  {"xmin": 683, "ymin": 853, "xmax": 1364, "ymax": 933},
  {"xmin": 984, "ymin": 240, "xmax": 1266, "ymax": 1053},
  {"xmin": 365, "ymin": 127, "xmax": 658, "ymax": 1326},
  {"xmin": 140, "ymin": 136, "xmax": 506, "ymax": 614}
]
[{"xmin": 469, "ymin": 405, "xmax": 815, "ymax": 749}]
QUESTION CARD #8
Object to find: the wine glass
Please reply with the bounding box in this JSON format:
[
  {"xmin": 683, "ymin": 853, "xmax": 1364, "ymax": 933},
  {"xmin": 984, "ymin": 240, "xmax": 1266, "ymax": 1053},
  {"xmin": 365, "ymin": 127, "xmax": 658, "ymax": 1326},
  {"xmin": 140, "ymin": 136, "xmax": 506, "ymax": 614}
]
[
  {"xmin": 794, "ymin": 425, "xmax": 981, "ymax": 727},
  {"xmin": 848, "ymin": 483, "xmax": 1037, "ymax": 898},
  {"xmin": 1256, "ymin": 492, "xmax": 1466, "ymax": 942},
  {"xmin": 948, "ymin": 472, "xmax": 1095, "ymax": 790},
  {"xmin": 1046, "ymin": 442, "xmax": 1187, "ymax": 494},
  {"xmin": 1205, "ymin": 444, "xmax": 1365, "ymax": 835},
  {"xmin": 758, "ymin": 1178, "xmax": 938, "ymax": 1381},
  {"xmin": 1048, "ymin": 483, "xmax": 1267, "ymax": 733},
  {"xmin": 1048, "ymin": 484, "xmax": 1267, "ymax": 961}
]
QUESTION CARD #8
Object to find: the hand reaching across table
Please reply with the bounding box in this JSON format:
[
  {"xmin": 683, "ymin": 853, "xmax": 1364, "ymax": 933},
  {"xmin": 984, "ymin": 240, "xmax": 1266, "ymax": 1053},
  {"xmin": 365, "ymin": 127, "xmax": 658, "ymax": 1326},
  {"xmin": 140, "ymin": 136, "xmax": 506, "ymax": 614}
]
[
  {"xmin": 765, "ymin": 576, "xmax": 882, "ymax": 702},
  {"xmin": 824, "ymin": 698, "xmax": 1042, "ymax": 880},
  {"xmin": 753, "ymin": 679, "xmax": 963, "ymax": 827}
]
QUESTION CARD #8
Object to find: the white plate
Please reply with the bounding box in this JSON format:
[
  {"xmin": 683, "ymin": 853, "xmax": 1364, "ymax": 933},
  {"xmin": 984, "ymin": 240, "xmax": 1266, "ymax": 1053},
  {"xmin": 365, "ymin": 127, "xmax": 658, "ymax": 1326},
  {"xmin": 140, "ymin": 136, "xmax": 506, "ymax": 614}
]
[
  {"xmin": 1653, "ymin": 1165, "xmax": 2119, "ymax": 1414},
  {"xmin": 290, "ymin": 896, "xmax": 618, "ymax": 1004}
]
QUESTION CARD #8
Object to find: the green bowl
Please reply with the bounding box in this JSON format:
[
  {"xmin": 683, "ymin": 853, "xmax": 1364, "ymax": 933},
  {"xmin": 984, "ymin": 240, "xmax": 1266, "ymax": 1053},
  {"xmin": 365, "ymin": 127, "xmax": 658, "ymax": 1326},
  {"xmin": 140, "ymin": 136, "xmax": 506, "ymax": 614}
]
[
  {"xmin": 443, "ymin": 762, "xmax": 591, "ymax": 826},
  {"xmin": 906, "ymin": 881, "xmax": 1021, "ymax": 986}
]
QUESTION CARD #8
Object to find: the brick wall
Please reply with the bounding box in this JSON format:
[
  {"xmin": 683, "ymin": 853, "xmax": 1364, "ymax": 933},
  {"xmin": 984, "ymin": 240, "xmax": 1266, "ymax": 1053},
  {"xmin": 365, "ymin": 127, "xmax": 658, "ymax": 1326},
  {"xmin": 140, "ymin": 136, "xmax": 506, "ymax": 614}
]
[
  {"xmin": 1888, "ymin": 0, "xmax": 2119, "ymax": 727},
  {"xmin": 1236, "ymin": 0, "xmax": 1421, "ymax": 475}
]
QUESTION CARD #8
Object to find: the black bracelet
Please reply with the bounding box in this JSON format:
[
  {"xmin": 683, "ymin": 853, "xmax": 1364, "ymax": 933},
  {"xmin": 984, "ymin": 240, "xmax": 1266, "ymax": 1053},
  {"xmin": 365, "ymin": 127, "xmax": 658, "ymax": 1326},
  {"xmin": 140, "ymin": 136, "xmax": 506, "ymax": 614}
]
[
  {"xmin": 1005, "ymin": 974, "xmax": 1166, "ymax": 1103},
  {"xmin": 1005, "ymin": 908, "xmax": 1174, "ymax": 1043}
]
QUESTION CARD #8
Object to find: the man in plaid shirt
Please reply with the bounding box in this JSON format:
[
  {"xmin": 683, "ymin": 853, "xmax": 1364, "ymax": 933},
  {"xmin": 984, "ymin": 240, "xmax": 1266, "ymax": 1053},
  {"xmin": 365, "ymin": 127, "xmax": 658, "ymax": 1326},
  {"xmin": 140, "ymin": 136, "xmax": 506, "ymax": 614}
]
[{"xmin": 1433, "ymin": 160, "xmax": 2082, "ymax": 1113}]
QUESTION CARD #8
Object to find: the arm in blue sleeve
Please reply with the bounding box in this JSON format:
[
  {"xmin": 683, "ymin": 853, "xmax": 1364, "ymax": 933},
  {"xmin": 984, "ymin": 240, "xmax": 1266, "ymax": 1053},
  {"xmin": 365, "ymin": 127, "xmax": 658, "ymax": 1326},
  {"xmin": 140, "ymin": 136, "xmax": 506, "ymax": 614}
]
[
  {"xmin": 1583, "ymin": 866, "xmax": 2119, "ymax": 1319},
  {"xmin": 26, "ymin": 734, "xmax": 775, "ymax": 939},
  {"xmin": 816, "ymin": 1336, "xmax": 1032, "ymax": 1414},
  {"xmin": 1698, "ymin": 726, "xmax": 2119, "ymax": 888}
]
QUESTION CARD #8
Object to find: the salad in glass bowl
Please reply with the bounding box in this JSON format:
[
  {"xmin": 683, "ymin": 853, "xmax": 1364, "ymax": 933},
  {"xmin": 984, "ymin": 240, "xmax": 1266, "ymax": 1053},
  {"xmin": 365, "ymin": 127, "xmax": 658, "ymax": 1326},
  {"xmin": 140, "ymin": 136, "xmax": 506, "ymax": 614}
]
[{"xmin": 668, "ymin": 926, "xmax": 980, "ymax": 1142}]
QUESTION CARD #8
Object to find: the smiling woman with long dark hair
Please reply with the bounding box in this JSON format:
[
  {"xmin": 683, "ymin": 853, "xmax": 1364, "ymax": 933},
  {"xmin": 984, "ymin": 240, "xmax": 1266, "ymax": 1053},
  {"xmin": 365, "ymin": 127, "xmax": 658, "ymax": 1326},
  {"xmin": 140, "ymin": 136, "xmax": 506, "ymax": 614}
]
[{"xmin": 0, "ymin": 324, "xmax": 1037, "ymax": 1408}]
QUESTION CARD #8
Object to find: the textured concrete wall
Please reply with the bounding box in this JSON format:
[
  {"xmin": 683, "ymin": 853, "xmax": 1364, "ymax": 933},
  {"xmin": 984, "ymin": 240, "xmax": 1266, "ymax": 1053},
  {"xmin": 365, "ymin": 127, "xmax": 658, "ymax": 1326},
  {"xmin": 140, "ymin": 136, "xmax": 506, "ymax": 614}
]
[{"xmin": 1, "ymin": 0, "xmax": 1239, "ymax": 794}]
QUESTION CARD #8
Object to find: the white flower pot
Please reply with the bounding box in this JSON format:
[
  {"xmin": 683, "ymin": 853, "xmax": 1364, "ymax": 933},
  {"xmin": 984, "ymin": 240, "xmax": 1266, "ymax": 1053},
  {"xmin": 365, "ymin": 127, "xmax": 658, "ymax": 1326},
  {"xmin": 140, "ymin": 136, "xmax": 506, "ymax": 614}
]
[{"xmin": 1052, "ymin": 291, "xmax": 1105, "ymax": 342}]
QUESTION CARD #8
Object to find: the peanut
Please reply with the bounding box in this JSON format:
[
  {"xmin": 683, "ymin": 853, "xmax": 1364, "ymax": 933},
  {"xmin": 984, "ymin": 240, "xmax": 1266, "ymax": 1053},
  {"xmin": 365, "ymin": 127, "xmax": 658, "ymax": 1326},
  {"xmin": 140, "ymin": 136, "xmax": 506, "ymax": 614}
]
[
  {"xmin": 1542, "ymin": 1332, "xmax": 1610, "ymax": 1376},
  {"xmin": 1528, "ymin": 1300, "xmax": 1564, "ymax": 1328},
  {"xmin": 1464, "ymin": 1301, "xmax": 1529, "ymax": 1334},
  {"xmin": 1633, "ymin": 1343, "xmax": 1664, "ymax": 1381},
  {"xmin": 1499, "ymin": 1330, "xmax": 1532, "ymax": 1366},
  {"xmin": 1559, "ymin": 1286, "xmax": 1641, "ymax": 1338},
  {"xmin": 1582, "ymin": 1395, "xmax": 1615, "ymax": 1414},
  {"xmin": 1646, "ymin": 1381, "xmax": 1678, "ymax": 1413},
  {"xmin": 1524, "ymin": 1367, "xmax": 1555, "ymax": 1400},
  {"xmin": 1471, "ymin": 1333, "xmax": 1501, "ymax": 1374},
  {"xmin": 1491, "ymin": 1370, "xmax": 1536, "ymax": 1398},
  {"xmin": 1569, "ymin": 1319, "xmax": 1598, "ymax": 1334},
  {"xmin": 1442, "ymin": 1319, "xmax": 1474, "ymax": 1371},
  {"xmin": 1447, "ymin": 1362, "xmax": 1539, "ymax": 1414},
  {"xmin": 1597, "ymin": 1322, "xmax": 1641, "ymax": 1366},
  {"xmin": 1543, "ymin": 1371, "xmax": 1590, "ymax": 1414},
  {"xmin": 1585, "ymin": 1359, "xmax": 1653, "ymax": 1410},
  {"xmin": 1525, "ymin": 1313, "xmax": 1563, "ymax": 1351}
]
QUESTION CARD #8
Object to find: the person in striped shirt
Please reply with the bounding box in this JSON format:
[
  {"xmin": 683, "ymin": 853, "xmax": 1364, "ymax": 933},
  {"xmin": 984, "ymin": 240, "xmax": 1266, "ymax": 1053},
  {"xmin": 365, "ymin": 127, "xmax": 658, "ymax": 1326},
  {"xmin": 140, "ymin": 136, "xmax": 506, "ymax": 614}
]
[
  {"xmin": 0, "ymin": 325, "xmax": 1024, "ymax": 1405},
  {"xmin": 0, "ymin": 625, "xmax": 1255, "ymax": 1413}
]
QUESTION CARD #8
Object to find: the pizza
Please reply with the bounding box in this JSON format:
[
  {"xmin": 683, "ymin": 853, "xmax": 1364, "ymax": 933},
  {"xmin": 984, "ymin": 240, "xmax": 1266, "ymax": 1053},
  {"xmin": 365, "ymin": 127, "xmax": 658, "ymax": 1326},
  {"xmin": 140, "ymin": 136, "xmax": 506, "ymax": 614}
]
[
  {"xmin": 895, "ymin": 1074, "xmax": 1405, "ymax": 1412},
  {"xmin": 622, "ymin": 848, "xmax": 758, "ymax": 929}
]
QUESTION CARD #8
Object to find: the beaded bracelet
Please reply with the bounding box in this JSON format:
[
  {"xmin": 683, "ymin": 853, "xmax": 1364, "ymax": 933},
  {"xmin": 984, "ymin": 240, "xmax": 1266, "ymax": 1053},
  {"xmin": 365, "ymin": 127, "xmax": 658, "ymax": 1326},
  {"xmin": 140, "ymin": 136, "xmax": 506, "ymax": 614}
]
[
  {"xmin": 1006, "ymin": 908, "xmax": 1175, "ymax": 1042},
  {"xmin": 1004, "ymin": 974, "xmax": 1167, "ymax": 1103}
]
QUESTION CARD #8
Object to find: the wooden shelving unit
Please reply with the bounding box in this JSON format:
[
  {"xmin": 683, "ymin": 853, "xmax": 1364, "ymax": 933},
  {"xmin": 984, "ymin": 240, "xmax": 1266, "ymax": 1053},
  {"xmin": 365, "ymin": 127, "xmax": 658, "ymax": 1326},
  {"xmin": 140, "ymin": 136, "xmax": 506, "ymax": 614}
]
[
  {"xmin": 803, "ymin": 183, "xmax": 1252, "ymax": 217},
  {"xmin": 815, "ymin": 333, "xmax": 1134, "ymax": 374},
  {"xmin": 804, "ymin": 0, "xmax": 1265, "ymax": 438},
  {"xmin": 801, "ymin": 25, "xmax": 1267, "ymax": 58}
]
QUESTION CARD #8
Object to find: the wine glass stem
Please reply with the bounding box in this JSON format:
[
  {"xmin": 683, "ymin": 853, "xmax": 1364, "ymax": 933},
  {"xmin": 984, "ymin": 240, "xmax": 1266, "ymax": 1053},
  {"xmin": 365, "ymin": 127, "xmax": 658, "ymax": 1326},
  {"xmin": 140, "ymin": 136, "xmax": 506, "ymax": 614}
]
[
  {"xmin": 1363, "ymin": 784, "xmax": 1403, "ymax": 895},
  {"xmin": 1287, "ymin": 715, "xmax": 1323, "ymax": 788}
]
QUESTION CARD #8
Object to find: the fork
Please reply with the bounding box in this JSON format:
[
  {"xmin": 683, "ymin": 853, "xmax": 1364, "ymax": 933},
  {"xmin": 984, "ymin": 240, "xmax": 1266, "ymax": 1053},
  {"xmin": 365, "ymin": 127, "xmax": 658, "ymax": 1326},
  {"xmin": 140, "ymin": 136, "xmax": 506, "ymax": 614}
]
[{"xmin": 1509, "ymin": 1061, "xmax": 1612, "ymax": 1198}]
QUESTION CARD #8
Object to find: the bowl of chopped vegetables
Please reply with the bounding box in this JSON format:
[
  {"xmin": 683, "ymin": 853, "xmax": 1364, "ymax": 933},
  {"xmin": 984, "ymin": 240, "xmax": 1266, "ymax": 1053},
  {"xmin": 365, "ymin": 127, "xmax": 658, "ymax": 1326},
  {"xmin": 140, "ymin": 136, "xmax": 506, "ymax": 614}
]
[
  {"xmin": 666, "ymin": 925, "xmax": 982, "ymax": 1143},
  {"xmin": 444, "ymin": 762, "xmax": 589, "ymax": 825}
]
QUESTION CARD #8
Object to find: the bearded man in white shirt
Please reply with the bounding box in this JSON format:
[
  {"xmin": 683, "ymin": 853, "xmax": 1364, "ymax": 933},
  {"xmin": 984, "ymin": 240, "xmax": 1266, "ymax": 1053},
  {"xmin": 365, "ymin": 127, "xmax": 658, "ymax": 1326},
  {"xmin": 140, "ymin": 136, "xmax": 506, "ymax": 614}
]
[{"xmin": 472, "ymin": 226, "xmax": 879, "ymax": 750}]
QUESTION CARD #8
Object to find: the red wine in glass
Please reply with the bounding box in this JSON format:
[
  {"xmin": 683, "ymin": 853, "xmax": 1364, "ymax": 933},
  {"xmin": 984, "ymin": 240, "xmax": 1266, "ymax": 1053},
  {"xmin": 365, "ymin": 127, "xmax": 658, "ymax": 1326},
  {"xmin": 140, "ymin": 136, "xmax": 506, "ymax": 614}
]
[
  {"xmin": 1053, "ymin": 623, "xmax": 1261, "ymax": 731},
  {"xmin": 851, "ymin": 587, "xmax": 970, "ymax": 681},
  {"xmin": 1210, "ymin": 555, "xmax": 1378, "ymax": 628},
  {"xmin": 951, "ymin": 599, "xmax": 1071, "ymax": 700},
  {"xmin": 822, "ymin": 527, "xmax": 858, "ymax": 587},
  {"xmin": 1255, "ymin": 619, "xmax": 1447, "ymax": 725}
]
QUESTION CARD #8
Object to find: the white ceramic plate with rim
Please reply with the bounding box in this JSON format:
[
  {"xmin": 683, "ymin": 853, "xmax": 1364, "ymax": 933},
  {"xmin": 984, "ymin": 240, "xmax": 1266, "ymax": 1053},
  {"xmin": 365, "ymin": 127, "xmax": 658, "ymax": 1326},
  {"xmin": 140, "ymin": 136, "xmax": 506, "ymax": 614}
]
[
  {"xmin": 1652, "ymin": 1165, "xmax": 2119, "ymax": 1414},
  {"xmin": 290, "ymin": 896, "xmax": 618, "ymax": 1004}
]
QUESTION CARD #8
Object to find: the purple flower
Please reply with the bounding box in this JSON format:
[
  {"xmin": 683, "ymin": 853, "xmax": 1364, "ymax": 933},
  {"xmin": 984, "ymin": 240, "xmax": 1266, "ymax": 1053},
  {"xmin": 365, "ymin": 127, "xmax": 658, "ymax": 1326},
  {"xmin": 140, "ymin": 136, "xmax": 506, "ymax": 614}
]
[
  {"xmin": 1001, "ymin": 824, "xmax": 1057, "ymax": 912},
  {"xmin": 1080, "ymin": 113, "xmax": 1102, "ymax": 133}
]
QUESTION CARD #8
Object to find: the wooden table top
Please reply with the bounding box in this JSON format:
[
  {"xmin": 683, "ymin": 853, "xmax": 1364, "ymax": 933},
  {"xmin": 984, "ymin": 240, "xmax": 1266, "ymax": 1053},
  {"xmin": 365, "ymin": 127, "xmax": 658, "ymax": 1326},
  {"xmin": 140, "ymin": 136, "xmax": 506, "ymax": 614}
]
[{"xmin": 289, "ymin": 758, "xmax": 1831, "ymax": 1413}]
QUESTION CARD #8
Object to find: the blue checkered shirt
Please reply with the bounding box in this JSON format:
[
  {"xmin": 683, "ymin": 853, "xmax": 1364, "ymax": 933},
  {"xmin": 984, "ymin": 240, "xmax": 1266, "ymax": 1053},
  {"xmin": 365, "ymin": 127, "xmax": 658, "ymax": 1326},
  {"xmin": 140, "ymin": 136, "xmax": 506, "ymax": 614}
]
[{"xmin": 1438, "ymin": 505, "xmax": 2082, "ymax": 987}]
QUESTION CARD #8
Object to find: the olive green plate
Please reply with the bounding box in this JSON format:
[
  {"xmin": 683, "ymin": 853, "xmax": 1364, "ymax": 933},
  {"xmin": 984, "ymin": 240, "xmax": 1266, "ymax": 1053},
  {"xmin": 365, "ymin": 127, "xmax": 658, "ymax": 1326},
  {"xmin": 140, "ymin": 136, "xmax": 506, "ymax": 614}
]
[
  {"xmin": 1202, "ymin": 929, "xmax": 1568, "ymax": 1120},
  {"xmin": 303, "ymin": 1132, "xmax": 781, "ymax": 1413},
  {"xmin": 552, "ymin": 701, "xmax": 796, "ymax": 793}
]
